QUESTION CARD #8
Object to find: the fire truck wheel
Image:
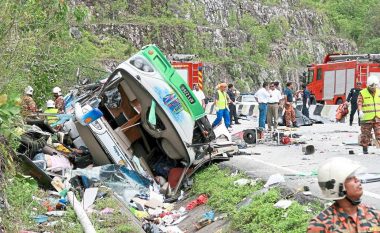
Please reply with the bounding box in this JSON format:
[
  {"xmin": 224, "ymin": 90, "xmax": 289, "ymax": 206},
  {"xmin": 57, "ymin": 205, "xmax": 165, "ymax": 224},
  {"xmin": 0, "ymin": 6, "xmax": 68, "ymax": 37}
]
[
  {"xmin": 243, "ymin": 129, "xmax": 256, "ymax": 144},
  {"xmin": 336, "ymin": 98, "xmax": 343, "ymax": 105}
]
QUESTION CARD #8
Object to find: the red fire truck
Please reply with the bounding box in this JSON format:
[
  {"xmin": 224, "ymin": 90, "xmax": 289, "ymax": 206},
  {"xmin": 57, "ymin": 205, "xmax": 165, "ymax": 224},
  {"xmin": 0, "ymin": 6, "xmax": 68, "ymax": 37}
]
[
  {"xmin": 169, "ymin": 54, "xmax": 204, "ymax": 90},
  {"xmin": 306, "ymin": 54, "xmax": 380, "ymax": 105}
]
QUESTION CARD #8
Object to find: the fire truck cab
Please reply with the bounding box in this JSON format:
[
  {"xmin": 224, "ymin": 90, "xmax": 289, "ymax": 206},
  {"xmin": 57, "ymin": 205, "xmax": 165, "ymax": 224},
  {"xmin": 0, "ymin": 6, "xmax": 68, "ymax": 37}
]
[
  {"xmin": 306, "ymin": 54, "xmax": 380, "ymax": 105},
  {"xmin": 169, "ymin": 54, "xmax": 204, "ymax": 90}
]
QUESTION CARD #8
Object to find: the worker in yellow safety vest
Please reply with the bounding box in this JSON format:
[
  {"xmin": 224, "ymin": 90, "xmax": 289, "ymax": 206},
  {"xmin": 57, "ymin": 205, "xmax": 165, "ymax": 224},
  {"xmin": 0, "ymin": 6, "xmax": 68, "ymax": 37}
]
[
  {"xmin": 212, "ymin": 83, "xmax": 231, "ymax": 130},
  {"xmin": 357, "ymin": 75, "xmax": 380, "ymax": 154},
  {"xmin": 44, "ymin": 100, "xmax": 59, "ymax": 126}
]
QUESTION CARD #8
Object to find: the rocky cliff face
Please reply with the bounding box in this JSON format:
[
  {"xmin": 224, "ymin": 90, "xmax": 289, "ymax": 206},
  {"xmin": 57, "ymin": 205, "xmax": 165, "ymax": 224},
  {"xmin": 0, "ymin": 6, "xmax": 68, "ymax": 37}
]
[{"xmin": 76, "ymin": 0, "xmax": 356, "ymax": 94}]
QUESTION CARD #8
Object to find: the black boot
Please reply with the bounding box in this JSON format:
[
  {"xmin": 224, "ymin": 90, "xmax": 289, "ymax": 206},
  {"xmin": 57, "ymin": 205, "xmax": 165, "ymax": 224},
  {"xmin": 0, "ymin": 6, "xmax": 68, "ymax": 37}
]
[
  {"xmin": 363, "ymin": 146, "xmax": 368, "ymax": 154},
  {"xmin": 349, "ymin": 121, "xmax": 352, "ymax": 126},
  {"xmin": 292, "ymin": 122, "xmax": 299, "ymax": 128}
]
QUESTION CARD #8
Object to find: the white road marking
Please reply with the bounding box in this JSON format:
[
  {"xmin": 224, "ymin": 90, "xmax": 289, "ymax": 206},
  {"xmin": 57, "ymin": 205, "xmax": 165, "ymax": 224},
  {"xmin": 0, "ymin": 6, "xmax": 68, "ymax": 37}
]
[{"xmin": 251, "ymin": 158, "xmax": 380, "ymax": 200}]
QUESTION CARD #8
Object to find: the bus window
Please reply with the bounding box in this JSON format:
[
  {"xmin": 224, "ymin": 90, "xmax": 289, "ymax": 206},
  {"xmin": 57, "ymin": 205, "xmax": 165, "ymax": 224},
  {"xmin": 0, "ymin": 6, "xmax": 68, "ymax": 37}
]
[
  {"xmin": 308, "ymin": 70, "xmax": 314, "ymax": 83},
  {"xmin": 317, "ymin": 68, "xmax": 322, "ymax": 80}
]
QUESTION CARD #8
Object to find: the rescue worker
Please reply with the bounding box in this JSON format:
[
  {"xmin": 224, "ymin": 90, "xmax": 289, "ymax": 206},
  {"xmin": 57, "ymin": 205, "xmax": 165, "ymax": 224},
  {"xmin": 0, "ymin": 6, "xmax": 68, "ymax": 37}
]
[
  {"xmin": 21, "ymin": 86, "xmax": 37, "ymax": 117},
  {"xmin": 346, "ymin": 81, "xmax": 362, "ymax": 126},
  {"xmin": 283, "ymin": 82, "xmax": 298, "ymax": 127},
  {"xmin": 212, "ymin": 83, "xmax": 231, "ymax": 130},
  {"xmin": 193, "ymin": 83, "xmax": 206, "ymax": 108},
  {"xmin": 307, "ymin": 157, "xmax": 380, "ymax": 233},
  {"xmin": 52, "ymin": 86, "xmax": 65, "ymax": 113},
  {"xmin": 357, "ymin": 75, "xmax": 380, "ymax": 154},
  {"xmin": 254, "ymin": 82, "xmax": 270, "ymax": 129},
  {"xmin": 44, "ymin": 100, "xmax": 59, "ymax": 126},
  {"xmin": 227, "ymin": 83, "xmax": 240, "ymax": 125}
]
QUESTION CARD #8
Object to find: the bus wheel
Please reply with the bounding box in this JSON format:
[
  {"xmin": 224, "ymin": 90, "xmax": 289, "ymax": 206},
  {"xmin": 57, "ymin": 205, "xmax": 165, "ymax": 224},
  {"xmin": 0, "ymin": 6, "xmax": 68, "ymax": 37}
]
[{"xmin": 336, "ymin": 98, "xmax": 343, "ymax": 105}]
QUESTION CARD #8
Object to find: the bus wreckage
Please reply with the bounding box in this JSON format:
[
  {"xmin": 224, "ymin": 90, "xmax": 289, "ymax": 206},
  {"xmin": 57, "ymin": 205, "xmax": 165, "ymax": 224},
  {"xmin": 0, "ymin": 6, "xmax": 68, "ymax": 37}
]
[{"xmin": 18, "ymin": 45, "xmax": 238, "ymax": 201}]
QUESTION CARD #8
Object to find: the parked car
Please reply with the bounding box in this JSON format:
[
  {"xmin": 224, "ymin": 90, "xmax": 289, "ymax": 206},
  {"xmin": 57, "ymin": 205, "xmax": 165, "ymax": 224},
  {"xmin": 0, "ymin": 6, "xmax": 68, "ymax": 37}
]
[{"xmin": 235, "ymin": 93, "xmax": 257, "ymax": 116}]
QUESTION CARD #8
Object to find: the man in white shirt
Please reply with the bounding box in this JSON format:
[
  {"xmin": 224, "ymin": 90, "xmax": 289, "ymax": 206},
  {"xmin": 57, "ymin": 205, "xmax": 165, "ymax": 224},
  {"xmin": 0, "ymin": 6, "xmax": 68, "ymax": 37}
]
[
  {"xmin": 267, "ymin": 82, "xmax": 283, "ymax": 131},
  {"xmin": 254, "ymin": 82, "xmax": 270, "ymax": 129},
  {"xmin": 193, "ymin": 83, "xmax": 206, "ymax": 108}
]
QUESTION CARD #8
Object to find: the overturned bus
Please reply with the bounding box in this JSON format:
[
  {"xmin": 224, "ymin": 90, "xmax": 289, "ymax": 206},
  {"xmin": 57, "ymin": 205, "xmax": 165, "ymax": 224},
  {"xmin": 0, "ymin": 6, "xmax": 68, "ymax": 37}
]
[{"xmin": 56, "ymin": 45, "xmax": 237, "ymax": 196}]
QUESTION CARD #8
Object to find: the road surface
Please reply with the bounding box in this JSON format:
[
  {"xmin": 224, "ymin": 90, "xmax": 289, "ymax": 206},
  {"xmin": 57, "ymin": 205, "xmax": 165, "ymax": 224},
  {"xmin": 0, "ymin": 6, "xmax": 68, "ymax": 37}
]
[{"xmin": 207, "ymin": 115, "xmax": 380, "ymax": 209}]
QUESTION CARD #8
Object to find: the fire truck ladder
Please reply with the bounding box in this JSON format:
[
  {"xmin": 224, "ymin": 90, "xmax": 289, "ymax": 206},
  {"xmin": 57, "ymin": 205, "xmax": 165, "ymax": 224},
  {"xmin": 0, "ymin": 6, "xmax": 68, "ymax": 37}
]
[{"xmin": 358, "ymin": 64, "xmax": 369, "ymax": 83}]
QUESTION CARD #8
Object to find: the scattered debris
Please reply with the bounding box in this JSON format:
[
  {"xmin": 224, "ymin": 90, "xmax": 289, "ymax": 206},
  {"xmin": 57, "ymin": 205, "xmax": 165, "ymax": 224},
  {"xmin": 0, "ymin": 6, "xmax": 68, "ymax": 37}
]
[
  {"xmin": 274, "ymin": 200, "xmax": 292, "ymax": 209},
  {"xmin": 185, "ymin": 194, "xmax": 208, "ymax": 211},
  {"xmin": 233, "ymin": 178, "xmax": 257, "ymax": 187},
  {"xmin": 264, "ymin": 174, "xmax": 285, "ymax": 188},
  {"xmin": 99, "ymin": 207, "xmax": 114, "ymax": 215},
  {"xmin": 302, "ymin": 145, "xmax": 315, "ymax": 155},
  {"xmin": 32, "ymin": 215, "xmax": 48, "ymax": 224}
]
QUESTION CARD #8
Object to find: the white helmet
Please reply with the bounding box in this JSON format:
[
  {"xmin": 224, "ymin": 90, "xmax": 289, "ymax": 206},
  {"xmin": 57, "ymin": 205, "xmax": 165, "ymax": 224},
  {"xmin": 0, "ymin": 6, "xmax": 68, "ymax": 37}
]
[
  {"xmin": 367, "ymin": 75, "xmax": 379, "ymax": 87},
  {"xmin": 24, "ymin": 86, "xmax": 34, "ymax": 95},
  {"xmin": 52, "ymin": 87, "xmax": 62, "ymax": 96},
  {"xmin": 317, "ymin": 157, "xmax": 362, "ymax": 200},
  {"xmin": 46, "ymin": 100, "xmax": 55, "ymax": 108}
]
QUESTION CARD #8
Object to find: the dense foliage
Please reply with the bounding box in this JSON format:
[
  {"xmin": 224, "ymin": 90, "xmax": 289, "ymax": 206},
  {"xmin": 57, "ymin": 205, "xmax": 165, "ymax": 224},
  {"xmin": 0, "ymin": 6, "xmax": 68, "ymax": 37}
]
[
  {"xmin": 300, "ymin": 0, "xmax": 380, "ymax": 53},
  {"xmin": 192, "ymin": 165, "xmax": 323, "ymax": 232},
  {"xmin": 0, "ymin": 0, "xmax": 131, "ymax": 107}
]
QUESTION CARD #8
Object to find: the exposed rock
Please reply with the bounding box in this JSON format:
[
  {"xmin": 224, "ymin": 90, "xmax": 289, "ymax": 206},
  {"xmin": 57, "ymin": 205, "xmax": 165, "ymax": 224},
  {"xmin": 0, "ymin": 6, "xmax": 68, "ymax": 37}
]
[
  {"xmin": 70, "ymin": 27, "xmax": 82, "ymax": 39},
  {"xmin": 73, "ymin": 0, "xmax": 357, "ymax": 94}
]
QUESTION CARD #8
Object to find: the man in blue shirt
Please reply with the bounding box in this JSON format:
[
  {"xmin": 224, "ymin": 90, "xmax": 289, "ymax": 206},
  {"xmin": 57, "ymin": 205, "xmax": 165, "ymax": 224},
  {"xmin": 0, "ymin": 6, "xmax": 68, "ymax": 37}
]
[{"xmin": 301, "ymin": 84, "xmax": 311, "ymax": 118}]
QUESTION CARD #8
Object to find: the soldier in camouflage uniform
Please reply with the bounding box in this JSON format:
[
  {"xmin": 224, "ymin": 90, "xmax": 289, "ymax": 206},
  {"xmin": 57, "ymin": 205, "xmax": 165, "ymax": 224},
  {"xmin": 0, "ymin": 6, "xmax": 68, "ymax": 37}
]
[
  {"xmin": 52, "ymin": 86, "xmax": 65, "ymax": 113},
  {"xmin": 21, "ymin": 86, "xmax": 37, "ymax": 117},
  {"xmin": 357, "ymin": 75, "xmax": 380, "ymax": 154},
  {"xmin": 307, "ymin": 157, "xmax": 380, "ymax": 233}
]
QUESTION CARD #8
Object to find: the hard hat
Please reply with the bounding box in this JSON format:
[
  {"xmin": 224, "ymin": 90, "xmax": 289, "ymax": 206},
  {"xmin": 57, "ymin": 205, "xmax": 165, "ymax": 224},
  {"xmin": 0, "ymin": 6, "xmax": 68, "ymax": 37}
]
[
  {"xmin": 367, "ymin": 75, "xmax": 379, "ymax": 87},
  {"xmin": 317, "ymin": 157, "xmax": 362, "ymax": 200},
  {"xmin": 219, "ymin": 83, "xmax": 227, "ymax": 88},
  {"xmin": 24, "ymin": 86, "xmax": 34, "ymax": 95},
  {"xmin": 52, "ymin": 87, "xmax": 62, "ymax": 95},
  {"xmin": 46, "ymin": 100, "xmax": 55, "ymax": 108}
]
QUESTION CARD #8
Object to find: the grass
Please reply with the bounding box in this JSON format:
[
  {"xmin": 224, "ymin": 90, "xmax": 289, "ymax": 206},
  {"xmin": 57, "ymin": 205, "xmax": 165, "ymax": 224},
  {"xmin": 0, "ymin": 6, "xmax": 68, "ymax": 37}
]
[
  {"xmin": 2, "ymin": 175, "xmax": 82, "ymax": 232},
  {"xmin": 90, "ymin": 190, "xmax": 138, "ymax": 233},
  {"xmin": 1, "ymin": 177, "xmax": 137, "ymax": 233},
  {"xmin": 191, "ymin": 165, "xmax": 323, "ymax": 233}
]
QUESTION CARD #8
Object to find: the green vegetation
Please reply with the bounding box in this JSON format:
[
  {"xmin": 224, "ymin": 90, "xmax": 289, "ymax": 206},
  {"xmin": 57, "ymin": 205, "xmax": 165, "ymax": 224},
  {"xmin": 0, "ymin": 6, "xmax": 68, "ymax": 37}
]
[
  {"xmin": 298, "ymin": 0, "xmax": 380, "ymax": 52},
  {"xmin": 0, "ymin": 0, "xmax": 130, "ymax": 107},
  {"xmin": 91, "ymin": 192, "xmax": 138, "ymax": 233},
  {"xmin": 2, "ymin": 176, "xmax": 83, "ymax": 232},
  {"xmin": 192, "ymin": 165, "xmax": 323, "ymax": 233}
]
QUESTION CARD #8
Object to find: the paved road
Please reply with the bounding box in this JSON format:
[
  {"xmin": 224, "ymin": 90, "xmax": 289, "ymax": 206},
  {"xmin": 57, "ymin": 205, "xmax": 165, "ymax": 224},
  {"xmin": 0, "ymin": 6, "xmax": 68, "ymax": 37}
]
[{"xmin": 207, "ymin": 115, "xmax": 380, "ymax": 209}]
